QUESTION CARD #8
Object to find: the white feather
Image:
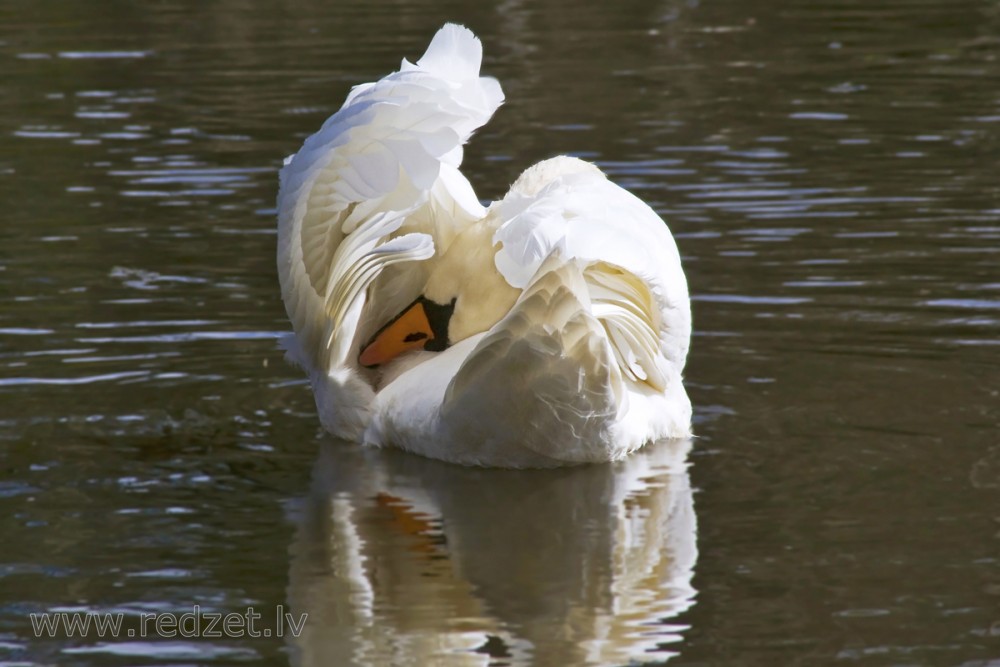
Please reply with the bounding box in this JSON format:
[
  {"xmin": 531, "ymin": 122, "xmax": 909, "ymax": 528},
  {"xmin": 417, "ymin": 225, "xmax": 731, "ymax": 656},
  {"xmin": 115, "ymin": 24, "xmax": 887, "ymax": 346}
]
[
  {"xmin": 276, "ymin": 25, "xmax": 692, "ymax": 461},
  {"xmin": 276, "ymin": 23, "xmax": 503, "ymax": 439},
  {"xmin": 277, "ymin": 22, "xmax": 503, "ymax": 372},
  {"xmin": 493, "ymin": 164, "xmax": 691, "ymax": 375}
]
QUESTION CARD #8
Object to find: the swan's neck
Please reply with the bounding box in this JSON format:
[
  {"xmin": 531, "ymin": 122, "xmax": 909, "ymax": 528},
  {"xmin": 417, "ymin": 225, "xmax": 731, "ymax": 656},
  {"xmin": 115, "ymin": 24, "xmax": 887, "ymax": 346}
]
[{"xmin": 423, "ymin": 217, "xmax": 519, "ymax": 344}]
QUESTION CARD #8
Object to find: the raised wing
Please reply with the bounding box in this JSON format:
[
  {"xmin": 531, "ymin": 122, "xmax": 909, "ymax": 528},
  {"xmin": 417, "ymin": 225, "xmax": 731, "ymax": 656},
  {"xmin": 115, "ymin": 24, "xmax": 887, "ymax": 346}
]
[
  {"xmin": 492, "ymin": 163, "xmax": 691, "ymax": 388},
  {"xmin": 277, "ymin": 24, "xmax": 503, "ymax": 373}
]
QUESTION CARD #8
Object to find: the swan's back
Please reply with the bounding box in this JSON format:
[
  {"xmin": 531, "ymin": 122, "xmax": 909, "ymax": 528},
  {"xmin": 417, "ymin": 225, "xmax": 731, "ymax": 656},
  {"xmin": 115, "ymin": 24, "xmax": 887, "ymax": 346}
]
[{"xmin": 367, "ymin": 158, "xmax": 692, "ymax": 465}]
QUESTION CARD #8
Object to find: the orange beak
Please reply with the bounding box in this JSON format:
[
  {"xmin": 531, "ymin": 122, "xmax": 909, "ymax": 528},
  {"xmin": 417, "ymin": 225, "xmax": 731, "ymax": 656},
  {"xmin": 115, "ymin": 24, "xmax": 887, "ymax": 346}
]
[
  {"xmin": 359, "ymin": 298, "xmax": 443, "ymax": 367},
  {"xmin": 358, "ymin": 296, "xmax": 455, "ymax": 368}
]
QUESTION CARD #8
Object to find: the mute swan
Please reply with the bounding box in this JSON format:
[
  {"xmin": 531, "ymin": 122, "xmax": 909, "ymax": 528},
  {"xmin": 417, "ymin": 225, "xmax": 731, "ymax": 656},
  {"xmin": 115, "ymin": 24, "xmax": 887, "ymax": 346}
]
[{"xmin": 277, "ymin": 24, "xmax": 692, "ymax": 467}]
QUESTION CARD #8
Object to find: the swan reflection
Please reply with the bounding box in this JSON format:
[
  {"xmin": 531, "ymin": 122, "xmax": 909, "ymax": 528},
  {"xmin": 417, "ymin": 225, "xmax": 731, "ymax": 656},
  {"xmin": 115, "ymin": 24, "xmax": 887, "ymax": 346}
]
[{"xmin": 287, "ymin": 438, "xmax": 697, "ymax": 666}]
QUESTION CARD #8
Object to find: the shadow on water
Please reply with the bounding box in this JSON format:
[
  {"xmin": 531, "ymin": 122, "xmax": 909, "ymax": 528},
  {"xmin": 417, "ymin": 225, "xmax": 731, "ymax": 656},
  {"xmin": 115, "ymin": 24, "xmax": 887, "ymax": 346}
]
[{"xmin": 287, "ymin": 438, "xmax": 697, "ymax": 666}]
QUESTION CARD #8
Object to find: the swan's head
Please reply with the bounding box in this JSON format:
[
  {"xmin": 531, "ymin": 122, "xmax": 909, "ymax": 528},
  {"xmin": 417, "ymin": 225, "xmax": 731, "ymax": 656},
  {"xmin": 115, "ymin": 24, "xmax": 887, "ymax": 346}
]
[{"xmin": 358, "ymin": 219, "xmax": 518, "ymax": 367}]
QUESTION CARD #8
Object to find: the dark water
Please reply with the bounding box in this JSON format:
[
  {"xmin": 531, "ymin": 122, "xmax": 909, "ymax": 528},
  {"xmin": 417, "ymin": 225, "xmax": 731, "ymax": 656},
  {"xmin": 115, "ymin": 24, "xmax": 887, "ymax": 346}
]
[{"xmin": 2, "ymin": 0, "xmax": 999, "ymax": 665}]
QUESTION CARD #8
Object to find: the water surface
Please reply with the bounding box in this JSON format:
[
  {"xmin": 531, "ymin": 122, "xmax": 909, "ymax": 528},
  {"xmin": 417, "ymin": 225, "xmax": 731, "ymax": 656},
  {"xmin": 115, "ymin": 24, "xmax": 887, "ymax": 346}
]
[{"xmin": 2, "ymin": 0, "xmax": 999, "ymax": 665}]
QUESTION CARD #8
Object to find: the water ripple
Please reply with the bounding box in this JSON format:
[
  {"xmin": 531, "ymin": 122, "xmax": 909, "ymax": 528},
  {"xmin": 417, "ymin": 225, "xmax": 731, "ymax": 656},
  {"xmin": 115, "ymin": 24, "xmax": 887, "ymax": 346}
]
[{"xmin": 0, "ymin": 371, "xmax": 150, "ymax": 387}]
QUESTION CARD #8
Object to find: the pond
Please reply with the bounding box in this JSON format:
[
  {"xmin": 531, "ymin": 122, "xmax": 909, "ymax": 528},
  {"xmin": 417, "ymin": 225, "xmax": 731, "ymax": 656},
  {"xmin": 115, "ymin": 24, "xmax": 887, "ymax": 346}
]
[{"xmin": 1, "ymin": 0, "xmax": 999, "ymax": 665}]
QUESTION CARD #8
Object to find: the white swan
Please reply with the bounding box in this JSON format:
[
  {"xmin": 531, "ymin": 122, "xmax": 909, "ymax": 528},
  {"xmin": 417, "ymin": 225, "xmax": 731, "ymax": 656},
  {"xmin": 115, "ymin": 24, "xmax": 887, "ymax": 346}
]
[{"xmin": 277, "ymin": 24, "xmax": 692, "ymax": 467}]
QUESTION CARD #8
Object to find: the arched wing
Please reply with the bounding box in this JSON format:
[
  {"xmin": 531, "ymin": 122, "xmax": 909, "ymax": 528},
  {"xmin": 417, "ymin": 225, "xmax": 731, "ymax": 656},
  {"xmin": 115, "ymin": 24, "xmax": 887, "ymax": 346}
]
[
  {"xmin": 492, "ymin": 168, "xmax": 692, "ymax": 387},
  {"xmin": 277, "ymin": 24, "xmax": 503, "ymax": 372}
]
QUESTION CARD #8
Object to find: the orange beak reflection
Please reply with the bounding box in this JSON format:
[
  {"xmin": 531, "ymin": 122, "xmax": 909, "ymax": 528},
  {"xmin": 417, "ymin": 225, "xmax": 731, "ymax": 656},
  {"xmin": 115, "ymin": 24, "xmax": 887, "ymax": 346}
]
[{"xmin": 359, "ymin": 297, "xmax": 453, "ymax": 368}]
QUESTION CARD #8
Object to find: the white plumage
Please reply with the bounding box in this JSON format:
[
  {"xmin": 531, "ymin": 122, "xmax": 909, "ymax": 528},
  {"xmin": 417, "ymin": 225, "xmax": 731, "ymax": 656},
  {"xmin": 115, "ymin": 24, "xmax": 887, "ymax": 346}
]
[{"xmin": 277, "ymin": 24, "xmax": 692, "ymax": 467}]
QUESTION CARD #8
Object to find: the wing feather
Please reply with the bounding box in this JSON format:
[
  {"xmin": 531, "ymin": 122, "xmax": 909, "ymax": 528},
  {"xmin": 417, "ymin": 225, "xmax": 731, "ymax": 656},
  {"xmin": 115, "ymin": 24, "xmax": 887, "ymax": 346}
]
[
  {"xmin": 492, "ymin": 164, "xmax": 690, "ymax": 390},
  {"xmin": 277, "ymin": 24, "xmax": 503, "ymax": 373},
  {"xmin": 438, "ymin": 257, "xmax": 626, "ymax": 465}
]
